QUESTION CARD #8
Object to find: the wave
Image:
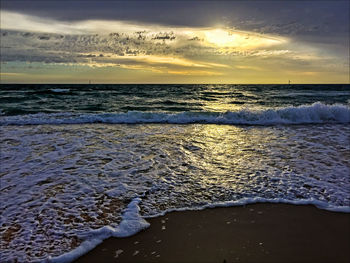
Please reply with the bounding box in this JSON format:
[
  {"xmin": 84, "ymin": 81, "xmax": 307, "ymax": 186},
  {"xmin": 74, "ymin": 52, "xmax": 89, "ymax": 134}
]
[
  {"xmin": 1, "ymin": 102, "xmax": 349, "ymax": 126},
  {"xmin": 48, "ymin": 197, "xmax": 149, "ymax": 263},
  {"xmin": 50, "ymin": 88, "xmax": 71, "ymax": 93},
  {"xmin": 271, "ymin": 91, "xmax": 350, "ymax": 97}
]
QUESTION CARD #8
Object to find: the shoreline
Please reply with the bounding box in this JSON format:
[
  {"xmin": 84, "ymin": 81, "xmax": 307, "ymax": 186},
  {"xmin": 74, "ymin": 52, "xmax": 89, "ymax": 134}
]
[{"xmin": 74, "ymin": 203, "xmax": 350, "ymax": 263}]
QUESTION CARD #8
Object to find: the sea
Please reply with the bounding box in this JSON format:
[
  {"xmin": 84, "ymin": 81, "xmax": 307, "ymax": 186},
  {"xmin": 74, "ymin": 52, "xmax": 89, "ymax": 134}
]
[{"xmin": 1, "ymin": 84, "xmax": 349, "ymax": 262}]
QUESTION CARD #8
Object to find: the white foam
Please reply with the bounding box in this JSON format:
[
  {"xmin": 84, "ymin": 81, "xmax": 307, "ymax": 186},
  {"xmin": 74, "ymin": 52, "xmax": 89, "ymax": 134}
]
[
  {"xmin": 144, "ymin": 197, "xmax": 350, "ymax": 220},
  {"xmin": 1, "ymin": 102, "xmax": 349, "ymax": 126},
  {"xmin": 48, "ymin": 198, "xmax": 149, "ymax": 263}
]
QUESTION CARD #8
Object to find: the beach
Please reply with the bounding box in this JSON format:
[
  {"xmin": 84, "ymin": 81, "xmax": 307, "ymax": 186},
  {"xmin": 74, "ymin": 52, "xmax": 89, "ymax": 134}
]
[
  {"xmin": 1, "ymin": 0, "xmax": 350, "ymax": 260},
  {"xmin": 1, "ymin": 84, "xmax": 349, "ymax": 262},
  {"xmin": 75, "ymin": 203, "xmax": 350, "ymax": 263}
]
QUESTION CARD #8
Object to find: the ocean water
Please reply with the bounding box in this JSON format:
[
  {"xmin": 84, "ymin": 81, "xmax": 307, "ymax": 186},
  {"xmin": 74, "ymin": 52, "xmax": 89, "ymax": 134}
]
[{"xmin": 0, "ymin": 84, "xmax": 349, "ymax": 262}]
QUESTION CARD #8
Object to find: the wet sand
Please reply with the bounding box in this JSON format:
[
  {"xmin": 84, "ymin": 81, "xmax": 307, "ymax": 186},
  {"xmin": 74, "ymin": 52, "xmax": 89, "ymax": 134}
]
[{"xmin": 75, "ymin": 203, "xmax": 350, "ymax": 263}]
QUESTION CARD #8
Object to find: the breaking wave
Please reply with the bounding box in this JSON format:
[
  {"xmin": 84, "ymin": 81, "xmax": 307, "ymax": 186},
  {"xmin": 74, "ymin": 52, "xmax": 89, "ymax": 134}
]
[{"xmin": 1, "ymin": 102, "xmax": 349, "ymax": 126}]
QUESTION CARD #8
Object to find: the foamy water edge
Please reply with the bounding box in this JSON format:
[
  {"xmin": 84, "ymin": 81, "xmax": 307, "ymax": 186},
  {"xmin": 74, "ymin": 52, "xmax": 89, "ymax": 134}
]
[{"xmin": 47, "ymin": 198, "xmax": 350, "ymax": 263}]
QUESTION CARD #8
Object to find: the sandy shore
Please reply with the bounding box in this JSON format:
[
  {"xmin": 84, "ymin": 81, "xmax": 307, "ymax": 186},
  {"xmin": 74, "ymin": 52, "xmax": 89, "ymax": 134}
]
[{"xmin": 75, "ymin": 203, "xmax": 350, "ymax": 263}]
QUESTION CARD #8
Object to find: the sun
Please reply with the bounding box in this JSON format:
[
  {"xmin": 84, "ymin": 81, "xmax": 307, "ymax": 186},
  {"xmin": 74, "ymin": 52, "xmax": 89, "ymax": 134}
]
[{"xmin": 204, "ymin": 29, "xmax": 237, "ymax": 47}]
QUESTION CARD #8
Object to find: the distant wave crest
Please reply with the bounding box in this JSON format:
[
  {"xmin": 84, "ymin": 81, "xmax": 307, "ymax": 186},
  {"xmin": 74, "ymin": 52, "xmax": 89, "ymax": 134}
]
[
  {"xmin": 50, "ymin": 88, "xmax": 71, "ymax": 93},
  {"xmin": 1, "ymin": 102, "xmax": 349, "ymax": 126}
]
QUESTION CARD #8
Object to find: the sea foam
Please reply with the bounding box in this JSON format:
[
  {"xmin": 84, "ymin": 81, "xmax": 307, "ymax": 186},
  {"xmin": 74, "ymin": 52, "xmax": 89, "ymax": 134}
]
[
  {"xmin": 0, "ymin": 102, "xmax": 349, "ymax": 126},
  {"xmin": 1, "ymin": 119, "xmax": 349, "ymax": 263},
  {"xmin": 48, "ymin": 198, "xmax": 149, "ymax": 263}
]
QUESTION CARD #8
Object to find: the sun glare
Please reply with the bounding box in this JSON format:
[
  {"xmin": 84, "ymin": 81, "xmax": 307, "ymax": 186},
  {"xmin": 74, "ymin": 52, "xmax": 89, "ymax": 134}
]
[
  {"xmin": 202, "ymin": 28, "xmax": 285, "ymax": 50},
  {"xmin": 204, "ymin": 29, "xmax": 237, "ymax": 46}
]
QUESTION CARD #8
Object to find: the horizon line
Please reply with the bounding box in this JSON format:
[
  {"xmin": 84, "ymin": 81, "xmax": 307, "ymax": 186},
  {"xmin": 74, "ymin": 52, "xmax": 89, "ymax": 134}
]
[{"xmin": 1, "ymin": 83, "xmax": 349, "ymax": 85}]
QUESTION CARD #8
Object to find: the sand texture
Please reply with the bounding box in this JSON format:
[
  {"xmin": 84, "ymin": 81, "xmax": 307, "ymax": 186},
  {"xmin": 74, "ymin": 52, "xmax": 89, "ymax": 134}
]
[{"xmin": 75, "ymin": 204, "xmax": 350, "ymax": 263}]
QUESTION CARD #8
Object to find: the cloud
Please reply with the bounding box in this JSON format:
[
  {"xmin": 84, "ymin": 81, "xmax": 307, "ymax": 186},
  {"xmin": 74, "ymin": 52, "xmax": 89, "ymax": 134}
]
[
  {"xmin": 235, "ymin": 65, "xmax": 263, "ymax": 71},
  {"xmin": 0, "ymin": 11, "xmax": 290, "ymax": 71},
  {"xmin": 0, "ymin": 10, "xmax": 348, "ymax": 81},
  {"xmin": 0, "ymin": 72, "xmax": 27, "ymax": 76}
]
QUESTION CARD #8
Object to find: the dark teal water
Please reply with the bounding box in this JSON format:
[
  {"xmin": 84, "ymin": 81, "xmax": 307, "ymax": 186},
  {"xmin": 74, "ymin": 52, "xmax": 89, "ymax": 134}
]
[
  {"xmin": 1, "ymin": 84, "xmax": 349, "ymax": 116},
  {"xmin": 1, "ymin": 84, "xmax": 349, "ymax": 125}
]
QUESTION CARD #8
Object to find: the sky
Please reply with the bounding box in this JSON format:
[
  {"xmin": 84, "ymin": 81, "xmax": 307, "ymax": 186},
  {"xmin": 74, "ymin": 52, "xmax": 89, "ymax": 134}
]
[{"xmin": 0, "ymin": 0, "xmax": 349, "ymax": 84}]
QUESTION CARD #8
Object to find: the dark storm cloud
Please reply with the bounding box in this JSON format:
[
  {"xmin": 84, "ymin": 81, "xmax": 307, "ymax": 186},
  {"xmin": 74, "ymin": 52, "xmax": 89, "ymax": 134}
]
[{"xmin": 2, "ymin": 1, "xmax": 349, "ymax": 38}]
